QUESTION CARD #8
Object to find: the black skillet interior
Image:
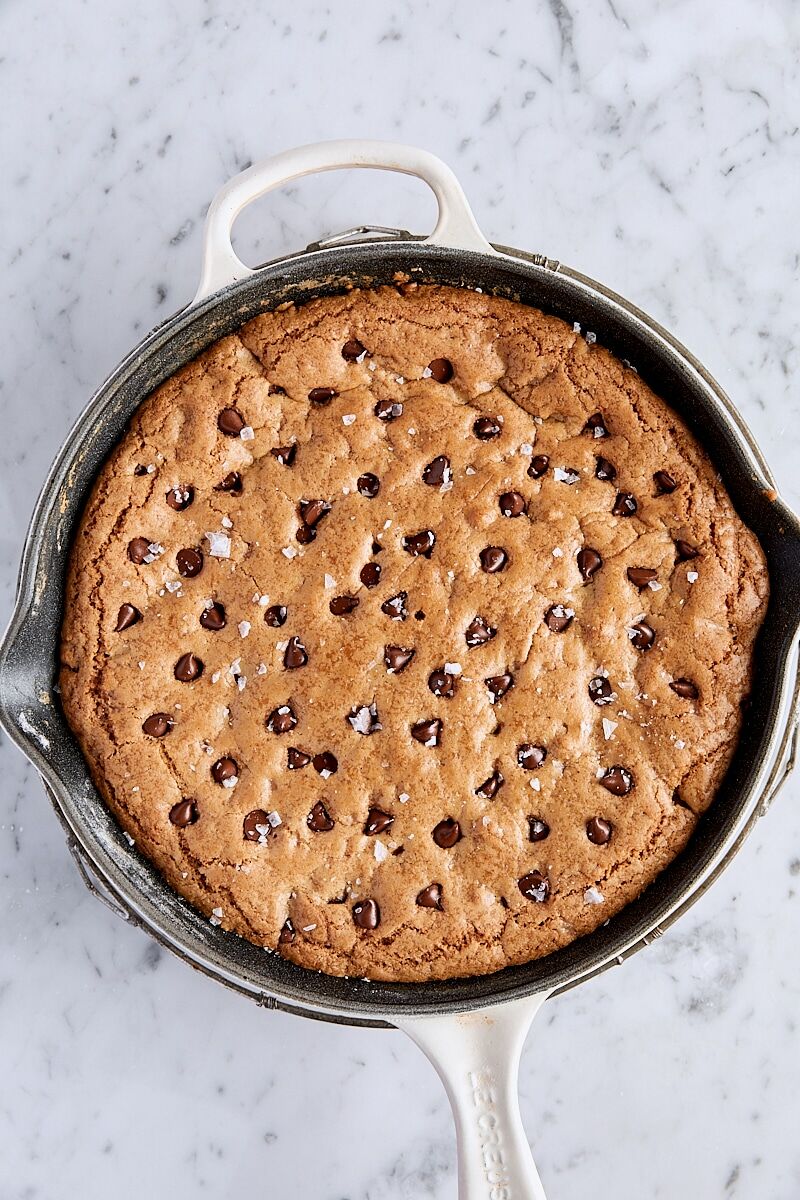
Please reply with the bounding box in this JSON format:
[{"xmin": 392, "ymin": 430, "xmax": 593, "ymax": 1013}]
[{"xmin": 2, "ymin": 240, "xmax": 799, "ymax": 1022}]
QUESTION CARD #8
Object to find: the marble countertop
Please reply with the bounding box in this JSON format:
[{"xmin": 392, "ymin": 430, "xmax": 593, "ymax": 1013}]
[{"xmin": 2, "ymin": 1, "xmax": 798, "ymax": 1197}]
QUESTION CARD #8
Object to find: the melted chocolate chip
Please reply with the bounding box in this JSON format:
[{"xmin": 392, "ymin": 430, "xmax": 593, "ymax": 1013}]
[
  {"xmin": 174, "ymin": 653, "xmax": 203, "ymax": 682},
  {"xmin": 544, "ymin": 604, "xmax": 574, "ymax": 632},
  {"xmin": 427, "ymin": 357, "xmax": 454, "ymax": 383},
  {"xmin": 402, "ymin": 529, "xmax": 436, "ymax": 558},
  {"xmin": 499, "ymin": 490, "xmax": 527, "ymax": 518},
  {"xmin": 422, "ymin": 455, "xmax": 451, "ymax": 487},
  {"xmin": 166, "ymin": 484, "xmax": 194, "ymax": 511},
  {"xmin": 217, "ymin": 407, "xmax": 245, "ymax": 436},
  {"xmin": 473, "ymin": 416, "xmax": 502, "ymax": 440},
  {"xmin": 127, "ymin": 537, "xmax": 151, "ymax": 564},
  {"xmin": 214, "ymin": 471, "xmax": 243, "ymax": 494},
  {"xmin": 528, "ymin": 817, "xmax": 550, "ymax": 842},
  {"xmin": 411, "ymin": 717, "xmax": 443, "ymax": 747},
  {"xmin": 169, "ymin": 799, "xmax": 198, "ymax": 828},
  {"xmin": 308, "ymin": 387, "xmax": 337, "ymax": 405},
  {"xmin": 266, "ymin": 705, "xmax": 297, "ymax": 734},
  {"xmin": 271, "ymin": 445, "xmax": 297, "ymax": 467},
  {"xmin": 287, "ymin": 747, "xmax": 311, "ymax": 770},
  {"xmin": 416, "ymin": 883, "xmax": 443, "ymax": 910},
  {"xmin": 295, "ymin": 524, "xmax": 316, "ymax": 545},
  {"xmin": 518, "ymin": 871, "xmax": 550, "ymax": 902},
  {"xmin": 612, "ymin": 492, "xmax": 638, "ymax": 517},
  {"xmin": 475, "ymin": 769, "xmax": 504, "ymax": 799},
  {"xmin": 342, "ymin": 338, "xmax": 366, "ymax": 361},
  {"xmin": 414, "ymin": 610, "xmax": 426, "ymax": 621},
  {"xmin": 595, "ymin": 456, "xmax": 617, "ymax": 482},
  {"xmin": 299, "ymin": 498, "xmax": 331, "ymax": 528},
  {"xmin": 357, "ymin": 472, "xmax": 380, "ymax": 498},
  {"xmin": 428, "ymin": 669, "xmax": 456, "ymax": 698},
  {"xmin": 142, "ymin": 713, "xmax": 174, "ymax": 738},
  {"xmin": 133, "ymin": 464, "xmax": 148, "ymax": 476},
  {"xmin": 670, "ymin": 678, "xmax": 699, "ymax": 699},
  {"xmin": 480, "ymin": 546, "xmax": 508, "ymax": 574},
  {"xmin": 243, "ymin": 809, "xmax": 270, "ymax": 842},
  {"xmin": 352, "ymin": 898, "xmax": 380, "ymax": 929},
  {"xmin": 312, "ymin": 751, "xmax": 338, "ymax": 776},
  {"xmin": 528, "ymin": 454, "xmax": 550, "ymax": 479},
  {"xmin": 381, "ymin": 591, "xmax": 408, "ymax": 620},
  {"xmin": 307, "ymin": 800, "xmax": 335, "ymax": 832},
  {"xmin": 360, "ymin": 562, "xmax": 382, "ymax": 588},
  {"xmin": 284, "ymin": 636, "xmax": 308, "ymax": 669},
  {"xmin": 200, "ymin": 602, "xmax": 226, "ymax": 631},
  {"xmin": 372, "ymin": 540, "xmax": 383, "ymax": 554},
  {"xmin": 517, "ymin": 744, "xmax": 547, "ymax": 770},
  {"xmin": 330, "ymin": 595, "xmax": 359, "ymax": 616},
  {"xmin": 675, "ymin": 539, "xmax": 699, "ymax": 562},
  {"xmin": 629, "ymin": 621, "xmax": 655, "ymax": 651},
  {"xmin": 627, "ymin": 566, "xmax": 657, "ymax": 589},
  {"xmin": 600, "ymin": 765, "xmax": 633, "ymax": 795},
  {"xmin": 432, "ymin": 817, "xmax": 461, "ymax": 848},
  {"xmin": 115, "ymin": 603, "xmax": 141, "ymax": 632},
  {"xmin": 264, "ymin": 604, "xmax": 287, "ymax": 628},
  {"xmin": 485, "ymin": 673, "xmax": 514, "ymax": 702},
  {"xmin": 374, "ymin": 397, "xmax": 403, "ymax": 422},
  {"xmin": 585, "ymin": 411, "xmax": 609, "ymax": 438},
  {"xmin": 268, "ymin": 384, "xmax": 287, "ymax": 396},
  {"xmin": 465, "ymin": 615, "xmax": 497, "ymax": 647},
  {"xmin": 586, "ymin": 816, "xmax": 612, "ymax": 845},
  {"xmin": 278, "ymin": 918, "xmax": 295, "ymax": 945},
  {"xmin": 577, "ymin": 547, "xmax": 603, "ymax": 582},
  {"xmin": 211, "ymin": 756, "xmax": 238, "ymax": 785},
  {"xmin": 654, "ymin": 470, "xmax": 677, "ymax": 495},
  {"xmin": 589, "ymin": 676, "xmax": 614, "ymax": 705},
  {"xmin": 177, "ymin": 547, "xmax": 204, "ymax": 578},
  {"xmin": 384, "ymin": 644, "xmax": 415, "ymax": 673},
  {"xmin": 364, "ymin": 807, "xmax": 394, "ymax": 835}
]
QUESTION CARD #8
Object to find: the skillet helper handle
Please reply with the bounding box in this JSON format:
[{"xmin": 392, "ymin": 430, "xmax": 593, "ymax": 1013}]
[
  {"xmin": 193, "ymin": 138, "xmax": 497, "ymax": 304},
  {"xmin": 396, "ymin": 994, "xmax": 550, "ymax": 1200}
]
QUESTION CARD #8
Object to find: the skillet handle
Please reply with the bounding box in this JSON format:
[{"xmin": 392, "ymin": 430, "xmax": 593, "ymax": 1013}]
[
  {"xmin": 192, "ymin": 138, "xmax": 497, "ymax": 304},
  {"xmin": 396, "ymin": 993, "xmax": 551, "ymax": 1200}
]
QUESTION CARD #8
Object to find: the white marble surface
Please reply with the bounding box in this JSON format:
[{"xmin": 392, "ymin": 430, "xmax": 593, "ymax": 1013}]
[{"xmin": 1, "ymin": 1, "xmax": 799, "ymax": 1197}]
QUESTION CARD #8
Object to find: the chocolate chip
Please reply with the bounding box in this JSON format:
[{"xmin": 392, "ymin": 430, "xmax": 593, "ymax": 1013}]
[
  {"xmin": 307, "ymin": 800, "xmax": 335, "ymax": 832},
  {"xmin": 374, "ymin": 397, "xmax": 403, "ymax": 422},
  {"xmin": 214, "ymin": 471, "xmax": 243, "ymax": 494},
  {"xmin": 518, "ymin": 871, "xmax": 549, "ymax": 902},
  {"xmin": 166, "ymin": 484, "xmax": 194, "ymax": 511},
  {"xmin": 381, "ymin": 591, "xmax": 407, "ymax": 620},
  {"xmin": 142, "ymin": 712, "xmax": 174, "ymax": 738},
  {"xmin": 287, "ymin": 747, "xmax": 311, "ymax": 770},
  {"xmin": 585, "ymin": 412, "xmax": 609, "ymax": 439},
  {"xmin": 342, "ymin": 338, "xmax": 366, "ymax": 361},
  {"xmin": 586, "ymin": 816, "xmax": 612, "ymax": 845},
  {"xmin": 384, "ymin": 644, "xmax": 415, "ymax": 673},
  {"xmin": 372, "ymin": 541, "xmax": 383, "ymax": 554},
  {"xmin": 200, "ymin": 601, "xmax": 226, "ymax": 631},
  {"xmin": 133, "ymin": 464, "xmax": 148, "ymax": 476},
  {"xmin": 402, "ymin": 529, "xmax": 435, "ymax": 558},
  {"xmin": 595, "ymin": 456, "xmax": 617, "ymax": 482},
  {"xmin": 465, "ymin": 615, "xmax": 497, "ymax": 647},
  {"xmin": 612, "ymin": 492, "xmax": 638, "ymax": 517},
  {"xmin": 357, "ymin": 473, "xmax": 380, "ymax": 498},
  {"xmin": 589, "ymin": 676, "xmax": 614, "ymax": 705},
  {"xmin": 432, "ymin": 817, "xmax": 461, "ymax": 847},
  {"xmin": 416, "ymin": 883, "xmax": 443, "ymax": 910},
  {"xmin": 480, "ymin": 546, "xmax": 508, "ymax": 573},
  {"xmin": 169, "ymin": 799, "xmax": 199, "ymax": 828},
  {"xmin": 271, "ymin": 445, "xmax": 297, "ymax": 467},
  {"xmin": 299, "ymin": 498, "xmax": 331, "ymax": 528},
  {"xmin": 308, "ymin": 387, "xmax": 337, "ymax": 405},
  {"xmin": 517, "ymin": 743, "xmax": 547, "ymax": 770},
  {"xmin": 364, "ymin": 807, "xmax": 394, "ymax": 835},
  {"xmin": 115, "ymin": 604, "xmax": 141, "ymax": 632},
  {"xmin": 427, "ymin": 357, "xmax": 454, "ymax": 383},
  {"xmin": 475, "ymin": 769, "xmax": 504, "ymax": 799},
  {"xmin": 278, "ymin": 918, "xmax": 295, "ymax": 945},
  {"xmin": 422, "ymin": 455, "xmax": 451, "ymax": 486},
  {"xmin": 528, "ymin": 454, "xmax": 550, "ymax": 479},
  {"xmin": 218, "ymin": 407, "xmax": 245, "ymax": 436},
  {"xmin": 352, "ymin": 898, "xmax": 380, "ymax": 929},
  {"xmin": 284, "ymin": 636, "xmax": 308, "ymax": 669},
  {"xmin": 485, "ymin": 673, "xmax": 513, "ymax": 702},
  {"xmin": 264, "ymin": 604, "xmax": 287, "ymax": 628},
  {"xmin": 544, "ymin": 604, "xmax": 574, "ymax": 632},
  {"xmin": 347, "ymin": 702, "xmax": 382, "ymax": 735},
  {"xmin": 267, "ymin": 704, "xmax": 297, "ymax": 734},
  {"xmin": 654, "ymin": 470, "xmax": 677, "ymax": 495},
  {"xmin": 269, "ymin": 384, "xmax": 287, "ymax": 396},
  {"xmin": 577, "ymin": 547, "xmax": 603, "ymax": 581},
  {"xmin": 411, "ymin": 717, "xmax": 443, "ymax": 747},
  {"xmin": 628, "ymin": 621, "xmax": 655, "ymax": 651},
  {"xmin": 313, "ymin": 751, "xmax": 338, "ymax": 776},
  {"xmin": 675, "ymin": 539, "xmax": 699, "ymax": 562},
  {"xmin": 211, "ymin": 756, "xmax": 238, "ymax": 785},
  {"xmin": 473, "ymin": 416, "xmax": 502, "ymax": 440},
  {"xmin": 174, "ymin": 653, "xmax": 203, "ymax": 682},
  {"xmin": 330, "ymin": 594, "xmax": 359, "ymax": 616},
  {"xmin": 627, "ymin": 566, "xmax": 657, "ymax": 588},
  {"xmin": 295, "ymin": 524, "xmax": 316, "ymax": 545},
  {"xmin": 600, "ymin": 765, "xmax": 633, "ymax": 795},
  {"xmin": 499, "ymin": 490, "xmax": 526, "ymax": 518},
  {"xmin": 127, "ymin": 537, "xmax": 151, "ymax": 564},
  {"xmin": 670, "ymin": 678, "xmax": 699, "ymax": 699},
  {"xmin": 361, "ymin": 562, "xmax": 382, "ymax": 588},
  {"xmin": 243, "ymin": 809, "xmax": 270, "ymax": 842},
  {"xmin": 414, "ymin": 610, "xmax": 426, "ymax": 621},
  {"xmin": 528, "ymin": 817, "xmax": 550, "ymax": 842},
  {"xmin": 428, "ymin": 669, "xmax": 456, "ymax": 698},
  {"xmin": 177, "ymin": 547, "xmax": 204, "ymax": 578}
]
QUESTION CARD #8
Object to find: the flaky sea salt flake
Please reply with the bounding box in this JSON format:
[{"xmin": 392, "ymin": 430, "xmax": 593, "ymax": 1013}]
[{"xmin": 206, "ymin": 531, "xmax": 231, "ymax": 558}]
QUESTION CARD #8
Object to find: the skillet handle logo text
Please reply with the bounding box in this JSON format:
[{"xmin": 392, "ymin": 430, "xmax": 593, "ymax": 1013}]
[{"xmin": 468, "ymin": 1068, "xmax": 512, "ymax": 1200}]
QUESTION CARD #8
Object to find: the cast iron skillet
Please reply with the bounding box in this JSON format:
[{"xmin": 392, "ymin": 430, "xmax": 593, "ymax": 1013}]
[{"xmin": 1, "ymin": 142, "xmax": 799, "ymax": 1199}]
